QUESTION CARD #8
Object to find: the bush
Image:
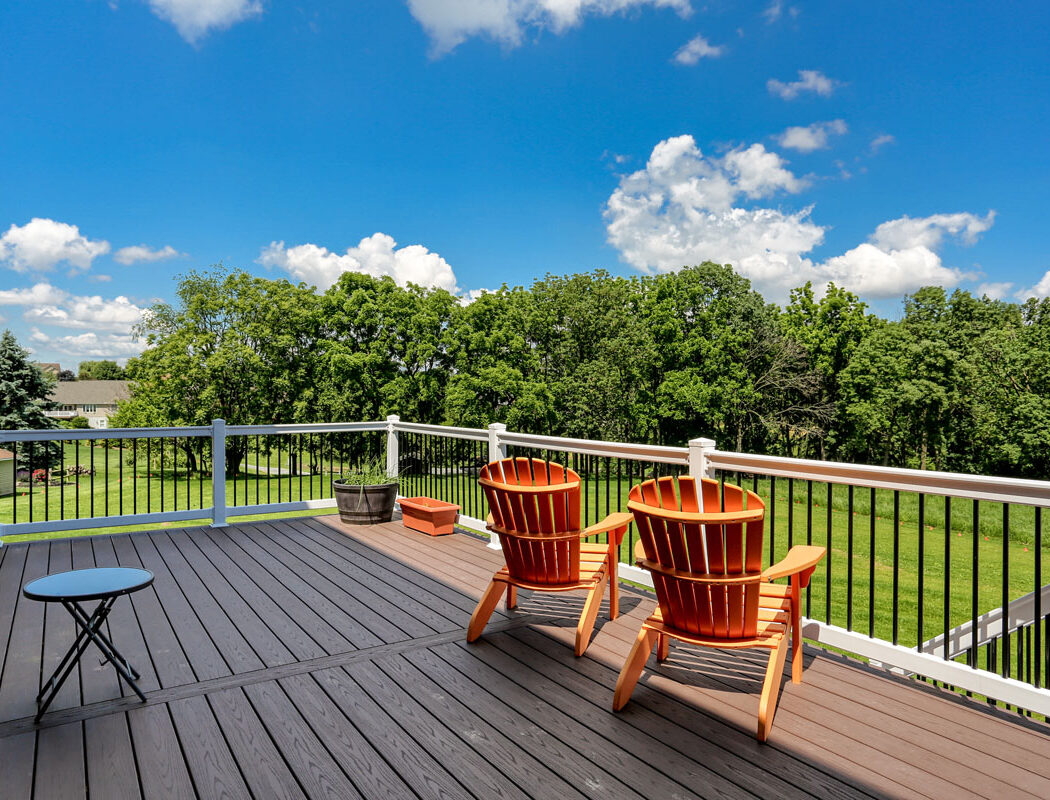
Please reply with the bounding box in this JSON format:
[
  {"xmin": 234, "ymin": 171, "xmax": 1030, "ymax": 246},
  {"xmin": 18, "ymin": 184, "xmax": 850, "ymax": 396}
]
[{"xmin": 63, "ymin": 416, "xmax": 91, "ymax": 429}]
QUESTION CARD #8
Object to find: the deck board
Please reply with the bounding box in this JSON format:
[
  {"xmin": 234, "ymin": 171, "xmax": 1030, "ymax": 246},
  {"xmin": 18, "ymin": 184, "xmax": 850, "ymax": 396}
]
[{"xmin": 0, "ymin": 515, "xmax": 1047, "ymax": 800}]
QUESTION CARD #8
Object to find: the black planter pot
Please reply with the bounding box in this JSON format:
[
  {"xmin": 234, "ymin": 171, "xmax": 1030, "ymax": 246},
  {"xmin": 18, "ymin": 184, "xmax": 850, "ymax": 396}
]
[{"xmin": 332, "ymin": 480, "xmax": 398, "ymax": 525}]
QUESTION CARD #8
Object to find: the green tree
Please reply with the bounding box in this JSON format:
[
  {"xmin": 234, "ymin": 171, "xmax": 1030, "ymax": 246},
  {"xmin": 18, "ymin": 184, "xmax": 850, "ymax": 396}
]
[
  {"xmin": 0, "ymin": 330, "xmax": 60, "ymax": 470},
  {"xmin": 78, "ymin": 360, "xmax": 125, "ymax": 380}
]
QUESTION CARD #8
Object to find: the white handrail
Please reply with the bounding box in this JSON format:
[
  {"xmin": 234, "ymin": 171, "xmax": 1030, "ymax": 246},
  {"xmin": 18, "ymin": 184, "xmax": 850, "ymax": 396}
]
[
  {"xmin": 496, "ymin": 430, "xmax": 689, "ymax": 465},
  {"xmin": 707, "ymin": 450, "xmax": 1050, "ymax": 507},
  {"xmin": 393, "ymin": 420, "xmax": 488, "ymax": 442},
  {"xmin": 0, "ymin": 425, "xmax": 212, "ymax": 442}
]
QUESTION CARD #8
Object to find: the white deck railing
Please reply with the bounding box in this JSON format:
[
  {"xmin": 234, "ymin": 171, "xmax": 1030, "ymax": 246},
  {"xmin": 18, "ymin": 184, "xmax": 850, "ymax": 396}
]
[{"xmin": 2, "ymin": 417, "xmax": 1048, "ymax": 717}]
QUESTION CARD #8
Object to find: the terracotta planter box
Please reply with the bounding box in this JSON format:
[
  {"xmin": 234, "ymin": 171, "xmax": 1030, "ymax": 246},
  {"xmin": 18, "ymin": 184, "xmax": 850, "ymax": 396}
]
[{"xmin": 399, "ymin": 496, "xmax": 460, "ymax": 536}]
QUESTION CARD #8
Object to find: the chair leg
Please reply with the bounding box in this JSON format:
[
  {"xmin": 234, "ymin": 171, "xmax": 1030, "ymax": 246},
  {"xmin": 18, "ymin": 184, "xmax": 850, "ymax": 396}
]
[
  {"xmin": 575, "ymin": 573, "xmax": 608, "ymax": 656},
  {"xmin": 613, "ymin": 626, "xmax": 658, "ymax": 711},
  {"xmin": 757, "ymin": 635, "xmax": 789, "ymax": 742},
  {"xmin": 656, "ymin": 633, "xmax": 669, "ymax": 661},
  {"xmin": 467, "ymin": 578, "xmax": 506, "ymax": 643},
  {"xmin": 506, "ymin": 585, "xmax": 518, "ymax": 610},
  {"xmin": 790, "ymin": 582, "xmax": 802, "ymax": 683},
  {"xmin": 608, "ymin": 545, "xmax": 619, "ymax": 620}
]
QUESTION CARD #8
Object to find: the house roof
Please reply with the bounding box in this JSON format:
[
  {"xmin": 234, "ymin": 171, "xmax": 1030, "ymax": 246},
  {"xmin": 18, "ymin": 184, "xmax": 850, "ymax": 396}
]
[
  {"xmin": 33, "ymin": 362, "xmax": 61, "ymax": 375},
  {"xmin": 49, "ymin": 380, "xmax": 130, "ymax": 405},
  {"xmin": 0, "ymin": 449, "xmax": 13, "ymax": 460}
]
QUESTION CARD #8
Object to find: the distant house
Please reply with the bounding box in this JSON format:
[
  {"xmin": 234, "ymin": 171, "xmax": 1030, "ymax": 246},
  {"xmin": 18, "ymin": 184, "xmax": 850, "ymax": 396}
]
[
  {"xmin": 33, "ymin": 362, "xmax": 62, "ymax": 377},
  {"xmin": 46, "ymin": 380, "xmax": 130, "ymax": 429},
  {"xmin": 0, "ymin": 449, "xmax": 13, "ymax": 496}
]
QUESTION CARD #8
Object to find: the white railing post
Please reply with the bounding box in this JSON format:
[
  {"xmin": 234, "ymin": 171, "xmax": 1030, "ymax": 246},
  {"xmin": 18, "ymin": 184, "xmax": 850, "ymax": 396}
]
[
  {"xmin": 487, "ymin": 422, "xmax": 507, "ymax": 463},
  {"xmin": 386, "ymin": 414, "xmax": 400, "ymax": 480},
  {"xmin": 211, "ymin": 419, "xmax": 228, "ymax": 528},
  {"xmin": 486, "ymin": 423, "xmax": 507, "ymax": 548},
  {"xmin": 688, "ymin": 437, "xmax": 717, "ymax": 479}
]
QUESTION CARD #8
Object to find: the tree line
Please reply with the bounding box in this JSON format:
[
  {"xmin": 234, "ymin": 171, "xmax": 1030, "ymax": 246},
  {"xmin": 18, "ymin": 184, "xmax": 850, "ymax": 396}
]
[{"xmin": 109, "ymin": 264, "xmax": 1050, "ymax": 479}]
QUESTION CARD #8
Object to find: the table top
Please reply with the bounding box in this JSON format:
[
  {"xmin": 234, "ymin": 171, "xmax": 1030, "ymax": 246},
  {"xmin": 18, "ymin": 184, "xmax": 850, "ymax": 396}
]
[{"xmin": 23, "ymin": 568, "xmax": 154, "ymax": 602}]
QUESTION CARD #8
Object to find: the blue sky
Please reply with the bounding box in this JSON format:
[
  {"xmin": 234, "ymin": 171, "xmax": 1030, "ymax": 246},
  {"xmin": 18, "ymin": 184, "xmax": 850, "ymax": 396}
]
[{"xmin": 1, "ymin": 0, "xmax": 1048, "ymax": 366}]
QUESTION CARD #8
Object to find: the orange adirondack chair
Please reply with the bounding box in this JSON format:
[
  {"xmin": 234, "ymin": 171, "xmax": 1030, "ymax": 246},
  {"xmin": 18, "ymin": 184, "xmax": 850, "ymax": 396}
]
[
  {"xmin": 613, "ymin": 475, "xmax": 825, "ymax": 741},
  {"xmin": 468, "ymin": 458, "xmax": 632, "ymax": 656}
]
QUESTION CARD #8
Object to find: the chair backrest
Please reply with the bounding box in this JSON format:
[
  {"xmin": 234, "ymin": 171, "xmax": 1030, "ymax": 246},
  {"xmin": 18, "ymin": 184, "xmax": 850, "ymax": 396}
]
[
  {"xmin": 628, "ymin": 475, "xmax": 766, "ymax": 639},
  {"xmin": 479, "ymin": 457, "xmax": 582, "ymax": 585}
]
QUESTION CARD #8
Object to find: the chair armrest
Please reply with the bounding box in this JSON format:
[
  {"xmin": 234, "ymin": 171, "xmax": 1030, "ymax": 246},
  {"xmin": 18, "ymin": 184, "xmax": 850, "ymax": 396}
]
[
  {"xmin": 762, "ymin": 545, "xmax": 826, "ymax": 587},
  {"xmin": 583, "ymin": 512, "xmax": 633, "ymax": 546}
]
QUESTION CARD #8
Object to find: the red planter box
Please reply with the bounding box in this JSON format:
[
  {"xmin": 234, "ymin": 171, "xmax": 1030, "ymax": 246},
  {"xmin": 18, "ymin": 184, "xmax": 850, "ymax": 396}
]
[{"xmin": 399, "ymin": 496, "xmax": 460, "ymax": 536}]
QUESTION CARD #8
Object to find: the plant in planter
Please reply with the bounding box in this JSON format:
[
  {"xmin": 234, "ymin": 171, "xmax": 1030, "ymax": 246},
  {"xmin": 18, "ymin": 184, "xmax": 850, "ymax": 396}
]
[{"xmin": 332, "ymin": 458, "xmax": 399, "ymax": 525}]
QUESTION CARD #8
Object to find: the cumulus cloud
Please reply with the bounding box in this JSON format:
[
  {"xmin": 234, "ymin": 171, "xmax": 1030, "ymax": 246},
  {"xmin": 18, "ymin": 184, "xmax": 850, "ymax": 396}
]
[
  {"xmin": 767, "ymin": 69, "xmax": 840, "ymax": 100},
  {"xmin": 148, "ymin": 0, "xmax": 262, "ymax": 44},
  {"xmin": 113, "ymin": 244, "xmax": 182, "ymax": 265},
  {"xmin": 25, "ymin": 295, "xmax": 145, "ymax": 332},
  {"xmin": 977, "ymin": 282, "xmax": 1013, "ymax": 300},
  {"xmin": 407, "ymin": 0, "xmax": 691, "ymax": 55},
  {"xmin": 870, "ymin": 133, "xmax": 895, "ymax": 153},
  {"xmin": 1018, "ymin": 270, "xmax": 1050, "ymax": 300},
  {"xmin": 0, "ymin": 218, "xmax": 110, "ymax": 273},
  {"xmin": 604, "ymin": 134, "xmax": 995, "ymax": 299},
  {"xmin": 258, "ymin": 232, "xmax": 459, "ymax": 293},
  {"xmin": 0, "ymin": 283, "xmax": 70, "ymax": 306},
  {"xmin": 28, "ymin": 329, "xmax": 144, "ymax": 358},
  {"xmin": 673, "ymin": 34, "xmax": 724, "ymax": 65},
  {"xmin": 776, "ymin": 119, "xmax": 847, "ymax": 153}
]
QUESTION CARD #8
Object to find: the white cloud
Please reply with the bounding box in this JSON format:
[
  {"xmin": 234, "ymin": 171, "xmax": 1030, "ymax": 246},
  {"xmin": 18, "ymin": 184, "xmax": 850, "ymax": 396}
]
[
  {"xmin": 977, "ymin": 282, "xmax": 1013, "ymax": 300},
  {"xmin": 148, "ymin": 0, "xmax": 262, "ymax": 44},
  {"xmin": 0, "ymin": 283, "xmax": 69, "ymax": 306},
  {"xmin": 113, "ymin": 244, "xmax": 182, "ymax": 265},
  {"xmin": 776, "ymin": 119, "xmax": 847, "ymax": 153},
  {"xmin": 767, "ymin": 69, "xmax": 840, "ymax": 100},
  {"xmin": 762, "ymin": 0, "xmax": 782, "ymax": 22},
  {"xmin": 604, "ymin": 134, "xmax": 995, "ymax": 299},
  {"xmin": 673, "ymin": 34, "xmax": 724, "ymax": 65},
  {"xmin": 870, "ymin": 133, "xmax": 895, "ymax": 153},
  {"xmin": 1018, "ymin": 270, "xmax": 1050, "ymax": 300},
  {"xmin": 28, "ymin": 329, "xmax": 144, "ymax": 358},
  {"xmin": 259, "ymin": 232, "xmax": 459, "ymax": 293},
  {"xmin": 25, "ymin": 294, "xmax": 145, "ymax": 332},
  {"xmin": 0, "ymin": 218, "xmax": 110, "ymax": 273},
  {"xmin": 870, "ymin": 212, "xmax": 995, "ymax": 250},
  {"xmin": 407, "ymin": 0, "xmax": 692, "ymax": 55}
]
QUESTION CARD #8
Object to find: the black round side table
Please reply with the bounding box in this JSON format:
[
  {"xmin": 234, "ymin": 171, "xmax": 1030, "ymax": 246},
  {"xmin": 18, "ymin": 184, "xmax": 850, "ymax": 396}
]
[{"xmin": 23, "ymin": 567, "xmax": 154, "ymax": 722}]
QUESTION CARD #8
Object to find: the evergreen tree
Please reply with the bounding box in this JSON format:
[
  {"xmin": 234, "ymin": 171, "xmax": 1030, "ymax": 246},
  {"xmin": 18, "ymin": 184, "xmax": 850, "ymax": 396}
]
[{"xmin": 0, "ymin": 330, "xmax": 60, "ymax": 470}]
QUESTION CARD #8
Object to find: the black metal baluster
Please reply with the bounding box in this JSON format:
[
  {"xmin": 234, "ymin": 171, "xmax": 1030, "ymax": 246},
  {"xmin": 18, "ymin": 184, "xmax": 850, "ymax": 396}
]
[
  {"xmin": 943, "ymin": 496, "xmax": 952, "ymax": 661},
  {"xmin": 90, "ymin": 440, "xmax": 95, "ymax": 518},
  {"xmin": 119, "ymin": 437, "xmax": 124, "ymax": 516},
  {"xmin": 807, "ymin": 480, "xmax": 813, "ymax": 617},
  {"xmin": 826, "ymin": 483, "xmax": 833, "ymax": 623},
  {"xmin": 769, "ymin": 476, "xmax": 777, "ymax": 565},
  {"xmin": 971, "ymin": 500, "xmax": 980, "ymax": 669},
  {"xmin": 28, "ymin": 442, "xmax": 35, "ymax": 523},
  {"xmin": 173, "ymin": 437, "xmax": 178, "ymax": 511},
  {"xmin": 74, "ymin": 439, "xmax": 79, "ymax": 520},
  {"xmin": 198, "ymin": 439, "xmax": 204, "ymax": 509},
  {"xmin": 132, "ymin": 439, "xmax": 137, "ymax": 515},
  {"xmin": 788, "ymin": 478, "xmax": 795, "ymax": 551},
  {"xmin": 1003, "ymin": 504, "xmax": 1010, "ymax": 678},
  {"xmin": 159, "ymin": 438, "xmax": 164, "ymax": 512},
  {"xmin": 11, "ymin": 442, "xmax": 17, "ymax": 525},
  {"xmin": 1036, "ymin": 508, "xmax": 1043, "ymax": 689},
  {"xmin": 298, "ymin": 434, "xmax": 304, "ymax": 502},
  {"xmin": 917, "ymin": 494, "xmax": 925, "ymax": 646},
  {"xmin": 43, "ymin": 439, "xmax": 49, "ymax": 521},
  {"xmin": 892, "ymin": 491, "xmax": 900, "ymax": 645},
  {"xmin": 869, "ymin": 487, "xmax": 877, "ymax": 637},
  {"xmin": 59, "ymin": 437, "xmax": 65, "ymax": 519},
  {"xmin": 847, "ymin": 484, "xmax": 854, "ymax": 631}
]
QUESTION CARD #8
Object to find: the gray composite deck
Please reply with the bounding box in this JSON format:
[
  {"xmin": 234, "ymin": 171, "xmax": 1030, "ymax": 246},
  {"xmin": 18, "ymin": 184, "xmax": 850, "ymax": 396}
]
[{"xmin": 0, "ymin": 515, "xmax": 1047, "ymax": 799}]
